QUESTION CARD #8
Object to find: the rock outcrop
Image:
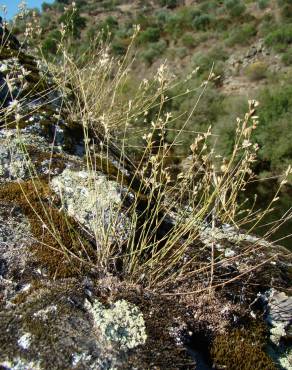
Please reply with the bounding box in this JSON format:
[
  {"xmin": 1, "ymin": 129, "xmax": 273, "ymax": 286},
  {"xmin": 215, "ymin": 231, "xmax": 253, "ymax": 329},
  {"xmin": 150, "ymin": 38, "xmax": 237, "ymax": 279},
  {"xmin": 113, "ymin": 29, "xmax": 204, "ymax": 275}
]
[{"xmin": 0, "ymin": 29, "xmax": 291, "ymax": 370}]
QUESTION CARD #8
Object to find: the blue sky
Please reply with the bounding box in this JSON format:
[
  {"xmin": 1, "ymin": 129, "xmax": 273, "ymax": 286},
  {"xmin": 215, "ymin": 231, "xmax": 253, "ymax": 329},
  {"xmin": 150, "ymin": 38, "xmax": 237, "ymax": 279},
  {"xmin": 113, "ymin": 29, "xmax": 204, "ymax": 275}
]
[{"xmin": 0, "ymin": 0, "xmax": 54, "ymax": 19}]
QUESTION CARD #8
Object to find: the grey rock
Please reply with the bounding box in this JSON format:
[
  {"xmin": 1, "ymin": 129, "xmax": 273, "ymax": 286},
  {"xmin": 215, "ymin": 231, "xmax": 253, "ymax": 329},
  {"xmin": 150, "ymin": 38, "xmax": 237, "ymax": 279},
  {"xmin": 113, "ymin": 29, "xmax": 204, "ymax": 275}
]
[{"xmin": 267, "ymin": 290, "xmax": 292, "ymax": 328}]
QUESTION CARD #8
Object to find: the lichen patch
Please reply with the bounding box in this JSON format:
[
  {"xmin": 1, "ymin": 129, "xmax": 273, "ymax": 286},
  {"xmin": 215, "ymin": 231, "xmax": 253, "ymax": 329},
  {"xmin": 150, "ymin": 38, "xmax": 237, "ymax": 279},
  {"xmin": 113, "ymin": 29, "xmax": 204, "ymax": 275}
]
[{"xmin": 86, "ymin": 298, "xmax": 147, "ymax": 350}]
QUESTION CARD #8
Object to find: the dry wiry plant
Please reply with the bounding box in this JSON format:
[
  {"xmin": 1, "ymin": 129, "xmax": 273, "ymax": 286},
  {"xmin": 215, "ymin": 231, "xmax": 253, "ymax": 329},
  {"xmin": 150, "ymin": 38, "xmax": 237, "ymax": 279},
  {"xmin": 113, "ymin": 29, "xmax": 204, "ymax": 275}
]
[{"xmin": 2, "ymin": 12, "xmax": 291, "ymax": 294}]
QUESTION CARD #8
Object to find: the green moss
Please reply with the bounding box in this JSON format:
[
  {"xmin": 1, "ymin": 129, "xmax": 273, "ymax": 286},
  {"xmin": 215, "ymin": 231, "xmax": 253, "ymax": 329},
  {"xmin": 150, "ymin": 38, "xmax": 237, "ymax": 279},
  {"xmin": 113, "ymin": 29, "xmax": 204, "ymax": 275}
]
[
  {"xmin": 0, "ymin": 179, "xmax": 94, "ymax": 278},
  {"xmin": 211, "ymin": 324, "xmax": 276, "ymax": 370},
  {"xmin": 25, "ymin": 145, "xmax": 67, "ymax": 174}
]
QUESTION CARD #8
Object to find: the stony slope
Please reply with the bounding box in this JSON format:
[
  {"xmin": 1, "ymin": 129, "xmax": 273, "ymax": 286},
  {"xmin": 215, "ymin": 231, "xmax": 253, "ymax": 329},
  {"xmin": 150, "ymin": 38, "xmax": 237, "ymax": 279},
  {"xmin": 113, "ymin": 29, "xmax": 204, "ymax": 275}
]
[{"xmin": 0, "ymin": 23, "xmax": 291, "ymax": 369}]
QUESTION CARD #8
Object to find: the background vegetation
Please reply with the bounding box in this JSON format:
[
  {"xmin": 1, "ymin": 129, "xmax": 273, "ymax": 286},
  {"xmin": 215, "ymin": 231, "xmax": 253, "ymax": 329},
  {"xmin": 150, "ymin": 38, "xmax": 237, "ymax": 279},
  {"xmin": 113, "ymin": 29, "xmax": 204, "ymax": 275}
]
[{"xmin": 7, "ymin": 0, "xmax": 292, "ymax": 246}]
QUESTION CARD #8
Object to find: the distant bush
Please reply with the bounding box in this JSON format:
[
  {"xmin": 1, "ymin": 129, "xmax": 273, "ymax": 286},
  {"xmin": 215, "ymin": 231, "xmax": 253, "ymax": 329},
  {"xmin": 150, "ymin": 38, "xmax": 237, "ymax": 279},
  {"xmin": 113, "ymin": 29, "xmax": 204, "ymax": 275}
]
[
  {"xmin": 42, "ymin": 2, "xmax": 53, "ymax": 11},
  {"xmin": 159, "ymin": 0, "xmax": 178, "ymax": 8},
  {"xmin": 163, "ymin": 8, "xmax": 201, "ymax": 38},
  {"xmin": 155, "ymin": 9, "xmax": 172, "ymax": 25},
  {"xmin": 257, "ymin": 0, "xmax": 270, "ymax": 9},
  {"xmin": 94, "ymin": 16, "xmax": 119, "ymax": 41},
  {"xmin": 140, "ymin": 40, "xmax": 167, "ymax": 65},
  {"xmin": 138, "ymin": 27, "xmax": 160, "ymax": 44},
  {"xmin": 40, "ymin": 13, "xmax": 51, "ymax": 29},
  {"xmin": 255, "ymin": 84, "xmax": 292, "ymax": 172},
  {"xmin": 174, "ymin": 46, "xmax": 188, "ymax": 59},
  {"xmin": 265, "ymin": 25, "xmax": 292, "ymax": 51},
  {"xmin": 224, "ymin": 0, "xmax": 246, "ymax": 17},
  {"xmin": 282, "ymin": 49, "xmax": 292, "ymax": 65},
  {"xmin": 163, "ymin": 12, "xmax": 188, "ymax": 38},
  {"xmin": 199, "ymin": 0, "xmax": 220, "ymax": 12},
  {"xmin": 99, "ymin": 16, "xmax": 119, "ymax": 33},
  {"xmin": 111, "ymin": 38, "xmax": 129, "ymax": 55},
  {"xmin": 166, "ymin": 85, "xmax": 225, "ymax": 154},
  {"xmin": 226, "ymin": 24, "xmax": 257, "ymax": 46},
  {"xmin": 280, "ymin": 6, "xmax": 292, "ymax": 21},
  {"xmin": 258, "ymin": 14, "xmax": 277, "ymax": 37},
  {"xmin": 52, "ymin": 2, "xmax": 66, "ymax": 12},
  {"xmin": 245, "ymin": 62, "xmax": 268, "ymax": 81},
  {"xmin": 59, "ymin": 9, "xmax": 87, "ymax": 39},
  {"xmin": 192, "ymin": 47, "xmax": 228, "ymax": 77},
  {"xmin": 41, "ymin": 30, "xmax": 62, "ymax": 55},
  {"xmin": 135, "ymin": 13, "xmax": 152, "ymax": 29},
  {"xmin": 181, "ymin": 33, "xmax": 196, "ymax": 47},
  {"xmin": 102, "ymin": 0, "xmax": 119, "ymax": 10},
  {"xmin": 192, "ymin": 14, "xmax": 214, "ymax": 31}
]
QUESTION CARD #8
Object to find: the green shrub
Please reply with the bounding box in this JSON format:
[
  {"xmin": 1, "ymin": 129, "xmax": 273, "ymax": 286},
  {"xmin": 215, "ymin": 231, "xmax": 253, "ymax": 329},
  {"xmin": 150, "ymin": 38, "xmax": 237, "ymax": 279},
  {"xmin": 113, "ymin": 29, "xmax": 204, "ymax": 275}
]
[
  {"xmin": 245, "ymin": 61, "xmax": 268, "ymax": 81},
  {"xmin": 192, "ymin": 14, "xmax": 214, "ymax": 31},
  {"xmin": 42, "ymin": 38, "xmax": 58, "ymax": 55},
  {"xmin": 174, "ymin": 46, "xmax": 188, "ymax": 59},
  {"xmin": 159, "ymin": 0, "xmax": 178, "ymax": 8},
  {"xmin": 111, "ymin": 38, "xmax": 129, "ymax": 55},
  {"xmin": 257, "ymin": 0, "xmax": 270, "ymax": 9},
  {"xmin": 181, "ymin": 33, "xmax": 196, "ymax": 47},
  {"xmin": 99, "ymin": 16, "xmax": 119, "ymax": 33},
  {"xmin": 164, "ymin": 8, "xmax": 199, "ymax": 38},
  {"xmin": 280, "ymin": 4, "xmax": 292, "ymax": 20},
  {"xmin": 140, "ymin": 40, "xmax": 167, "ymax": 65},
  {"xmin": 102, "ymin": 0, "xmax": 119, "ymax": 10},
  {"xmin": 138, "ymin": 27, "xmax": 160, "ymax": 43},
  {"xmin": 40, "ymin": 13, "xmax": 51, "ymax": 29},
  {"xmin": 192, "ymin": 47, "xmax": 228, "ymax": 80},
  {"xmin": 199, "ymin": 0, "xmax": 220, "ymax": 12},
  {"xmin": 255, "ymin": 84, "xmax": 292, "ymax": 172},
  {"xmin": 135, "ymin": 13, "xmax": 152, "ymax": 29},
  {"xmin": 41, "ymin": 30, "xmax": 62, "ymax": 55},
  {"xmin": 164, "ymin": 13, "xmax": 188, "ymax": 38},
  {"xmin": 226, "ymin": 24, "xmax": 257, "ymax": 46},
  {"xmin": 42, "ymin": 2, "xmax": 53, "ymax": 11},
  {"xmin": 213, "ymin": 96, "xmax": 249, "ymax": 157},
  {"xmin": 214, "ymin": 17, "xmax": 232, "ymax": 32},
  {"xmin": 265, "ymin": 24, "xmax": 292, "ymax": 51},
  {"xmin": 166, "ymin": 85, "xmax": 224, "ymax": 155},
  {"xmin": 224, "ymin": 0, "xmax": 246, "ymax": 17},
  {"xmin": 95, "ymin": 16, "xmax": 119, "ymax": 41},
  {"xmin": 282, "ymin": 49, "xmax": 292, "ymax": 65},
  {"xmin": 257, "ymin": 14, "xmax": 277, "ymax": 37},
  {"xmin": 155, "ymin": 9, "xmax": 172, "ymax": 25},
  {"xmin": 59, "ymin": 8, "xmax": 86, "ymax": 39}
]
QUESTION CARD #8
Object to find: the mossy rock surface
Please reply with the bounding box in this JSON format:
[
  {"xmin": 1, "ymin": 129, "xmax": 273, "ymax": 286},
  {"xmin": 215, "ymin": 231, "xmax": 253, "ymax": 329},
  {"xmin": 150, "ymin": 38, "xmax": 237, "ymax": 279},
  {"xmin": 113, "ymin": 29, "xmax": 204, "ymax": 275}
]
[{"xmin": 211, "ymin": 324, "xmax": 277, "ymax": 370}]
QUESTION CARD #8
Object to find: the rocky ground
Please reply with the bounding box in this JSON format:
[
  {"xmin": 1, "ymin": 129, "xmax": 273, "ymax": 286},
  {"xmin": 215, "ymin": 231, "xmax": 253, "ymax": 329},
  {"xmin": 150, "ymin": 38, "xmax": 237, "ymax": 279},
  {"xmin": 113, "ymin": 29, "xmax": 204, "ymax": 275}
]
[{"xmin": 0, "ymin": 31, "xmax": 291, "ymax": 370}]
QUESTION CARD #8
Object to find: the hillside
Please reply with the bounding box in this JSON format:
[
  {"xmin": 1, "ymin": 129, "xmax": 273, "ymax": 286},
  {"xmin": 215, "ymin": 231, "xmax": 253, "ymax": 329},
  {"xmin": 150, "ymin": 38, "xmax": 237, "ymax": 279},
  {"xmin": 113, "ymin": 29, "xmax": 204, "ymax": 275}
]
[{"xmin": 10, "ymin": 0, "xmax": 292, "ymax": 179}]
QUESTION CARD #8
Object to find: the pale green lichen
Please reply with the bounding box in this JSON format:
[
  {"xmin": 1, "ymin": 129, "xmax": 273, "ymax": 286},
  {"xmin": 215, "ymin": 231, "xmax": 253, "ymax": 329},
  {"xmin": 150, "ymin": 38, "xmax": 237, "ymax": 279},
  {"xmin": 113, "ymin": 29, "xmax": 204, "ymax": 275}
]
[
  {"xmin": 267, "ymin": 345, "xmax": 292, "ymax": 370},
  {"xmin": 278, "ymin": 347, "xmax": 292, "ymax": 370},
  {"xmin": 0, "ymin": 358, "xmax": 41, "ymax": 370},
  {"xmin": 86, "ymin": 299, "xmax": 147, "ymax": 350},
  {"xmin": 270, "ymin": 322, "xmax": 286, "ymax": 346},
  {"xmin": 17, "ymin": 333, "xmax": 32, "ymax": 350},
  {"xmin": 50, "ymin": 169, "xmax": 130, "ymax": 245}
]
